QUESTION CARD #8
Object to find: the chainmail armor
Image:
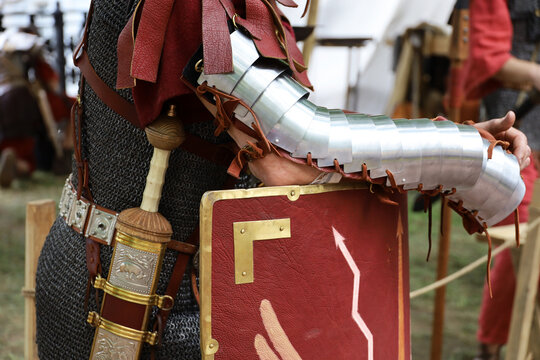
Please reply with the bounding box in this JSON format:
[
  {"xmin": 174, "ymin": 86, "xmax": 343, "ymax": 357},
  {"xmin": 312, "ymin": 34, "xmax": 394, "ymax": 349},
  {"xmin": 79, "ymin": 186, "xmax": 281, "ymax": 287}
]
[
  {"xmin": 483, "ymin": 15, "xmax": 540, "ymax": 150},
  {"xmin": 35, "ymin": 0, "xmax": 234, "ymax": 358}
]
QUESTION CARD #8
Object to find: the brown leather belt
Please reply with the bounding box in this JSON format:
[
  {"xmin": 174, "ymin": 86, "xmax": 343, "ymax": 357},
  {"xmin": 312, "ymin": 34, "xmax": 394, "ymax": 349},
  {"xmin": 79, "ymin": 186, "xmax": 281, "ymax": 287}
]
[{"xmin": 59, "ymin": 177, "xmax": 197, "ymax": 254}]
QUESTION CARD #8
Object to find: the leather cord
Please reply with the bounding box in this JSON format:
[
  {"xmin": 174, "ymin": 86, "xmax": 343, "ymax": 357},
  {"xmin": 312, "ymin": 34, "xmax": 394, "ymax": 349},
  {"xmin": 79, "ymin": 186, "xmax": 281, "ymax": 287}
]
[{"xmin": 152, "ymin": 228, "xmax": 200, "ymax": 357}]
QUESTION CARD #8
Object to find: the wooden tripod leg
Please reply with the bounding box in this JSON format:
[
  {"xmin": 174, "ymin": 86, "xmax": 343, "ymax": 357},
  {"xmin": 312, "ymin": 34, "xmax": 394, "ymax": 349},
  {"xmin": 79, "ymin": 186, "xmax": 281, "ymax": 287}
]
[
  {"xmin": 505, "ymin": 208, "xmax": 540, "ymax": 360},
  {"xmin": 23, "ymin": 199, "xmax": 56, "ymax": 360},
  {"xmin": 527, "ymin": 301, "xmax": 540, "ymax": 359}
]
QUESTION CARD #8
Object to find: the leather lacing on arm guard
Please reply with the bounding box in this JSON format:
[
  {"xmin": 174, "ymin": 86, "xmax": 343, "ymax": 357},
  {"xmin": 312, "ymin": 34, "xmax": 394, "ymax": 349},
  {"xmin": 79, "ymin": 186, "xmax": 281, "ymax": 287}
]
[{"xmin": 194, "ymin": 80, "xmax": 523, "ymax": 296}]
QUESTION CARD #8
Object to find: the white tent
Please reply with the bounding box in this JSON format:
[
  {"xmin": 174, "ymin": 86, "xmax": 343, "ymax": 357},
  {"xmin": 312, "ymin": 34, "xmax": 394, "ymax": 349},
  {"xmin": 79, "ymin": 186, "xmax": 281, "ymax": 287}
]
[{"xmin": 280, "ymin": 0, "xmax": 456, "ymax": 114}]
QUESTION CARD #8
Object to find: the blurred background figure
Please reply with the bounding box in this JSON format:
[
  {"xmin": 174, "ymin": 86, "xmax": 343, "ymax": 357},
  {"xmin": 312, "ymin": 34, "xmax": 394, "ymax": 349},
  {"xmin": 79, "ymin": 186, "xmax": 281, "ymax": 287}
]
[
  {"xmin": 462, "ymin": 0, "xmax": 540, "ymax": 359},
  {"xmin": 0, "ymin": 29, "xmax": 43, "ymax": 187},
  {"xmin": 0, "ymin": 26, "xmax": 73, "ymax": 188}
]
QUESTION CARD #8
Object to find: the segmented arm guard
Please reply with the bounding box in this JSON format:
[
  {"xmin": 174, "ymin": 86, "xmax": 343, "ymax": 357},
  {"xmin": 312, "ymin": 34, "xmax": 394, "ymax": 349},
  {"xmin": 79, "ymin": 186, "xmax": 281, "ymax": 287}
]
[{"xmin": 184, "ymin": 30, "xmax": 525, "ymax": 231}]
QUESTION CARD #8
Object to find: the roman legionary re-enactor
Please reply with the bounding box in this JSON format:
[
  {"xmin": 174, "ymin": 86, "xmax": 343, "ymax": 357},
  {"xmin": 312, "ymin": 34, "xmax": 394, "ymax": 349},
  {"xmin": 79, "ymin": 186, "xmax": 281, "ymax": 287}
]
[
  {"xmin": 35, "ymin": 0, "xmax": 531, "ymax": 359},
  {"xmin": 463, "ymin": 0, "xmax": 540, "ymax": 358}
]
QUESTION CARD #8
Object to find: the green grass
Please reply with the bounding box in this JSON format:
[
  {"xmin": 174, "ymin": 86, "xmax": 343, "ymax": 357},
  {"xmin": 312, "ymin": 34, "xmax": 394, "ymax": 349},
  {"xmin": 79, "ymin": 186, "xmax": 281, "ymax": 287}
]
[
  {"xmin": 0, "ymin": 175, "xmax": 491, "ymax": 359},
  {"xmin": 0, "ymin": 172, "xmax": 64, "ymax": 360},
  {"xmin": 408, "ymin": 195, "xmax": 488, "ymax": 359}
]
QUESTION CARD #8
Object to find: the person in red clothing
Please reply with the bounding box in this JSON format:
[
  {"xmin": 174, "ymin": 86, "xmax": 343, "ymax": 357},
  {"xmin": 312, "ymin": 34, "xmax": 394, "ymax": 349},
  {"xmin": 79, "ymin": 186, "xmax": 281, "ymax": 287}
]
[{"xmin": 464, "ymin": 0, "xmax": 540, "ymax": 358}]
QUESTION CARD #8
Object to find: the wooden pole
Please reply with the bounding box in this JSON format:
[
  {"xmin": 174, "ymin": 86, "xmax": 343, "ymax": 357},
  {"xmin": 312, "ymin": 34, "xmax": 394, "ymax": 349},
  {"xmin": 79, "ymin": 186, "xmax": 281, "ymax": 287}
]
[
  {"xmin": 301, "ymin": 0, "xmax": 319, "ymax": 68},
  {"xmin": 505, "ymin": 207, "xmax": 540, "ymax": 360},
  {"xmin": 23, "ymin": 199, "xmax": 56, "ymax": 360},
  {"xmin": 430, "ymin": 198, "xmax": 452, "ymax": 360}
]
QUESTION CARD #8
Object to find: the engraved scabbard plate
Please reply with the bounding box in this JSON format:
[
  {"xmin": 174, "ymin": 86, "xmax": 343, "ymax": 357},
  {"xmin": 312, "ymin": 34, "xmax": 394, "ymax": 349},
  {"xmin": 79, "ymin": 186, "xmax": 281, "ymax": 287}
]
[
  {"xmin": 232, "ymin": 63, "xmax": 285, "ymax": 118},
  {"xmin": 266, "ymin": 98, "xmax": 317, "ymax": 153},
  {"xmin": 89, "ymin": 230, "xmax": 166, "ymax": 360},
  {"xmin": 433, "ymin": 120, "xmax": 463, "ymax": 190},
  {"xmin": 197, "ymin": 30, "xmax": 260, "ymax": 94},
  {"xmin": 252, "ymin": 75, "xmax": 309, "ymax": 135},
  {"xmin": 317, "ymin": 110, "xmax": 353, "ymax": 167},
  {"xmin": 370, "ymin": 115, "xmax": 403, "ymax": 179},
  {"xmin": 108, "ymin": 237, "xmax": 161, "ymax": 295},
  {"xmin": 292, "ymin": 105, "xmax": 331, "ymax": 158},
  {"xmin": 343, "ymin": 113, "xmax": 381, "ymax": 173}
]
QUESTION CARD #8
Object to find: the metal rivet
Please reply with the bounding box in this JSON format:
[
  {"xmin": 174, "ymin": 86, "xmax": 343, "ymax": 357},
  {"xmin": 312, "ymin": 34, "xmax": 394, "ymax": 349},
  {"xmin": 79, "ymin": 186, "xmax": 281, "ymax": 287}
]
[
  {"xmin": 91, "ymin": 231, "xmax": 96, "ymax": 236},
  {"xmin": 209, "ymin": 343, "xmax": 215, "ymax": 349},
  {"xmin": 240, "ymin": 229, "xmax": 245, "ymax": 234},
  {"xmin": 275, "ymin": 138, "xmax": 279, "ymax": 143},
  {"xmin": 463, "ymin": 36, "xmax": 469, "ymax": 43},
  {"xmin": 107, "ymin": 215, "xmax": 113, "ymax": 220},
  {"xmin": 291, "ymin": 190, "xmax": 295, "ymax": 196},
  {"xmin": 463, "ymin": 15, "xmax": 469, "ymax": 21},
  {"xmin": 279, "ymin": 226, "xmax": 284, "ymax": 231},
  {"xmin": 242, "ymin": 271, "xmax": 247, "ymax": 276},
  {"xmin": 402, "ymin": 178, "xmax": 406, "ymax": 182},
  {"xmin": 98, "ymin": 222, "xmax": 106, "ymax": 231},
  {"xmin": 95, "ymin": 210, "xmax": 101, "ymax": 215}
]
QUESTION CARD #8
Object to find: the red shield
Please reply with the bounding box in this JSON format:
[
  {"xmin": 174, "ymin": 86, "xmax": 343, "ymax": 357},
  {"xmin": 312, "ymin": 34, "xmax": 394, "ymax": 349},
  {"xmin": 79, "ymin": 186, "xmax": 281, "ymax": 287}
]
[{"xmin": 199, "ymin": 184, "xmax": 410, "ymax": 360}]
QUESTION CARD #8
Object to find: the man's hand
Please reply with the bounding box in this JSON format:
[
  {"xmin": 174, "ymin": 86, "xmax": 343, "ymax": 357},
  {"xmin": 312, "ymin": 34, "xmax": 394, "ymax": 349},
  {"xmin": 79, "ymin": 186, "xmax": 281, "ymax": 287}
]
[{"xmin": 473, "ymin": 111, "xmax": 531, "ymax": 169}]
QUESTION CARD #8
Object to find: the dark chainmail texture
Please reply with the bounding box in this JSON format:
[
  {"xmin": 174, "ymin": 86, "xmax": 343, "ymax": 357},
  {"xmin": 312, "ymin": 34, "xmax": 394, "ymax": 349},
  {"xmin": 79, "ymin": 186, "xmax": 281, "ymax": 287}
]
[
  {"xmin": 35, "ymin": 0, "xmax": 234, "ymax": 358},
  {"xmin": 483, "ymin": 16, "xmax": 540, "ymax": 150}
]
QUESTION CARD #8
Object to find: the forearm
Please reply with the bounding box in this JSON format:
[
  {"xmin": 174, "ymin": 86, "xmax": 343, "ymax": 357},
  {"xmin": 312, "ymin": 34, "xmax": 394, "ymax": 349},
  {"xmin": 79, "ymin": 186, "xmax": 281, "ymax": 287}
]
[
  {"xmin": 227, "ymin": 125, "xmax": 322, "ymax": 186},
  {"xmin": 494, "ymin": 56, "xmax": 540, "ymax": 91},
  {"xmin": 199, "ymin": 96, "xmax": 322, "ymax": 186}
]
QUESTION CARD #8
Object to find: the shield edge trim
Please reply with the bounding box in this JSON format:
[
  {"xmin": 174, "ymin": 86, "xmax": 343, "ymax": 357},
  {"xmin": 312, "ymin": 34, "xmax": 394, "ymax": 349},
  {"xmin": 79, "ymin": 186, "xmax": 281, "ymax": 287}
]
[{"xmin": 199, "ymin": 183, "xmax": 380, "ymax": 359}]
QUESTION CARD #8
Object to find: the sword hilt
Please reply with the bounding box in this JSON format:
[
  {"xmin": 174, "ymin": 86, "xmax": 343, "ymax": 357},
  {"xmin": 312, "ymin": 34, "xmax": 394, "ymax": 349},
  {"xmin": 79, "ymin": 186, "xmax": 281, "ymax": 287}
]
[
  {"xmin": 141, "ymin": 105, "xmax": 185, "ymax": 213},
  {"xmin": 115, "ymin": 104, "xmax": 185, "ymax": 243}
]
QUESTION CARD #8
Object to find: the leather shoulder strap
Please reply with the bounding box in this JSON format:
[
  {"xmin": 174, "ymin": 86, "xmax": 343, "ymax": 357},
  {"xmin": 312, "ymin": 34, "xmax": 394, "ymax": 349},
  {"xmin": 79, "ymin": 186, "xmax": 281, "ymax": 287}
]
[{"xmin": 74, "ymin": 48, "xmax": 141, "ymax": 128}]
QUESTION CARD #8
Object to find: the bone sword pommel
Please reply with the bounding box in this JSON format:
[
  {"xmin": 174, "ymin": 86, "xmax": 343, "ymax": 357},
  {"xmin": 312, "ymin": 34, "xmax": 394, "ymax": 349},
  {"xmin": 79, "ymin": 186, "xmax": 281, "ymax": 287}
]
[{"xmin": 144, "ymin": 105, "xmax": 186, "ymax": 151}]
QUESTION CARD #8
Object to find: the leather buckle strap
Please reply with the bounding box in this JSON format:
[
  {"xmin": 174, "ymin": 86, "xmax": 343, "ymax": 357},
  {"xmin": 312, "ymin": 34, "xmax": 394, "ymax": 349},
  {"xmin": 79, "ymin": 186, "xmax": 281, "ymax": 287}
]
[
  {"xmin": 59, "ymin": 177, "xmax": 198, "ymax": 254},
  {"xmin": 74, "ymin": 48, "xmax": 141, "ymax": 128}
]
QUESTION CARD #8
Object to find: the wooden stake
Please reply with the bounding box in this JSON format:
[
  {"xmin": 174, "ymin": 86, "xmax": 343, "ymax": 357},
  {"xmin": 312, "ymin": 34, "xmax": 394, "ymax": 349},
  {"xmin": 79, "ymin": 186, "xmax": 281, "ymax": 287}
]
[
  {"xmin": 430, "ymin": 198, "xmax": 451, "ymax": 360},
  {"xmin": 301, "ymin": 0, "xmax": 319, "ymax": 68},
  {"xmin": 24, "ymin": 199, "xmax": 56, "ymax": 360},
  {"xmin": 505, "ymin": 207, "xmax": 540, "ymax": 360}
]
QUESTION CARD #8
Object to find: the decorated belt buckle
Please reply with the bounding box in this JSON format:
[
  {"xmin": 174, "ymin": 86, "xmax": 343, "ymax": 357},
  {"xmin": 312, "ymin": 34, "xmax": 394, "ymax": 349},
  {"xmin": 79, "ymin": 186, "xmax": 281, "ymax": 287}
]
[
  {"xmin": 67, "ymin": 197, "xmax": 91, "ymax": 233},
  {"xmin": 58, "ymin": 178, "xmax": 75, "ymax": 220},
  {"xmin": 85, "ymin": 206, "xmax": 118, "ymax": 245}
]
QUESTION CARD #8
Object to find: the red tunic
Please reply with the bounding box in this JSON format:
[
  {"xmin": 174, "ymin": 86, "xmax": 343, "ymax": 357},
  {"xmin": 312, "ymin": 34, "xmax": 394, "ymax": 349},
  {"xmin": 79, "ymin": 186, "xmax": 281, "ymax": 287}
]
[
  {"xmin": 465, "ymin": 0, "xmax": 540, "ymax": 346},
  {"xmin": 464, "ymin": 0, "xmax": 513, "ymax": 100},
  {"xmin": 117, "ymin": 0, "xmax": 309, "ymax": 128}
]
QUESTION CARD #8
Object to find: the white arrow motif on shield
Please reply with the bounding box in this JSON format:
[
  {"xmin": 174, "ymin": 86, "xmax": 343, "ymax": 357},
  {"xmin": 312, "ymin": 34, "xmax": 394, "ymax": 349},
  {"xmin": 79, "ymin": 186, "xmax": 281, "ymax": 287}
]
[{"xmin": 333, "ymin": 227, "xmax": 374, "ymax": 360}]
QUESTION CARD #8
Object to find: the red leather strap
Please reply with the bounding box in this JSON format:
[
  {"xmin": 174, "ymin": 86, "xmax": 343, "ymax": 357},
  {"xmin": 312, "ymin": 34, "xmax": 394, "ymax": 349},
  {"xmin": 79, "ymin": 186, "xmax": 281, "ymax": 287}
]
[
  {"xmin": 202, "ymin": 0, "xmax": 234, "ymax": 74},
  {"xmin": 153, "ymin": 228, "xmax": 200, "ymax": 348},
  {"xmin": 116, "ymin": 9, "xmax": 137, "ymax": 89},
  {"xmin": 75, "ymin": 49, "xmax": 141, "ymax": 128},
  {"xmin": 130, "ymin": 0, "xmax": 175, "ymax": 83}
]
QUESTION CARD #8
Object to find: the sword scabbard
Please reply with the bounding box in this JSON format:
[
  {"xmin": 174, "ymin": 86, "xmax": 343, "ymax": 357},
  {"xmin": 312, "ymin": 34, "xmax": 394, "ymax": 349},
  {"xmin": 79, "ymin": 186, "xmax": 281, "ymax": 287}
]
[{"xmin": 88, "ymin": 105, "xmax": 184, "ymax": 359}]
